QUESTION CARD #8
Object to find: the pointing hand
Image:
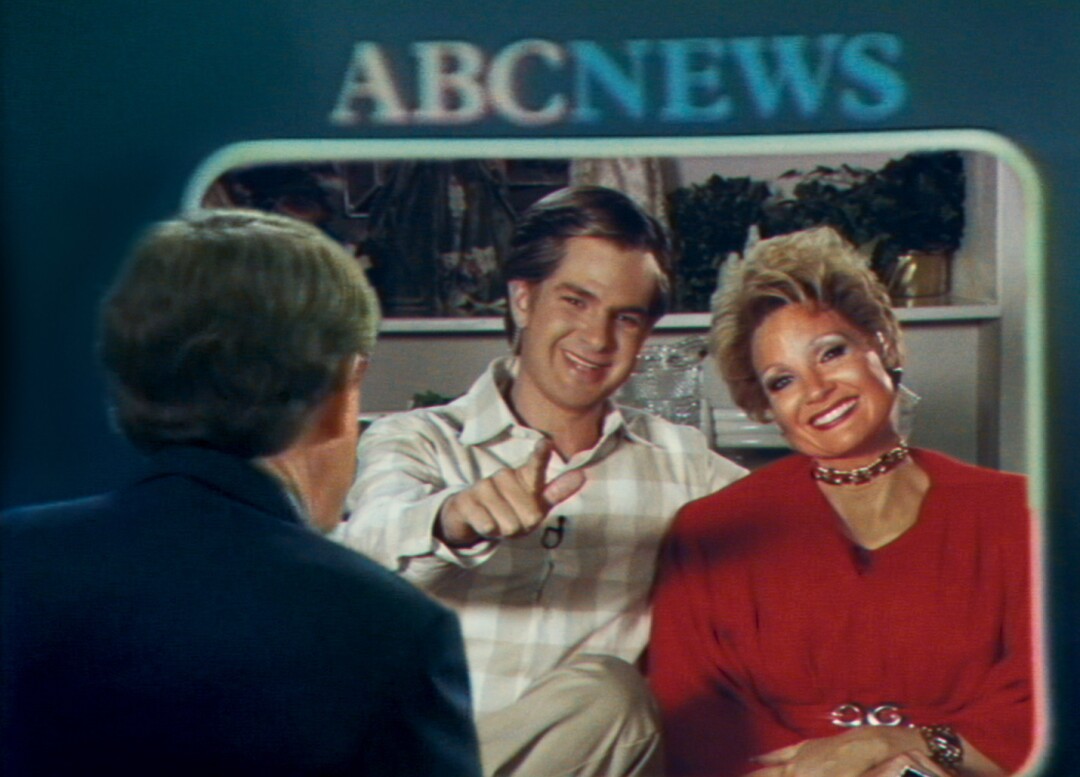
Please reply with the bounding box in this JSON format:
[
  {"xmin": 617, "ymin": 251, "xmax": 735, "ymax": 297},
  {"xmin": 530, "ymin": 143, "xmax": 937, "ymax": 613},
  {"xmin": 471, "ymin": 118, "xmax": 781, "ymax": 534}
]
[{"xmin": 437, "ymin": 439, "xmax": 586, "ymax": 547}]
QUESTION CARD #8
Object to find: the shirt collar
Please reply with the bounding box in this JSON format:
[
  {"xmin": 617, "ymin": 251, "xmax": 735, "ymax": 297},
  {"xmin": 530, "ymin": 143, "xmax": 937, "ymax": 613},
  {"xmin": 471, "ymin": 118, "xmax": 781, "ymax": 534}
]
[
  {"xmin": 458, "ymin": 357, "xmax": 527, "ymax": 446},
  {"xmin": 459, "ymin": 356, "xmax": 663, "ymax": 452}
]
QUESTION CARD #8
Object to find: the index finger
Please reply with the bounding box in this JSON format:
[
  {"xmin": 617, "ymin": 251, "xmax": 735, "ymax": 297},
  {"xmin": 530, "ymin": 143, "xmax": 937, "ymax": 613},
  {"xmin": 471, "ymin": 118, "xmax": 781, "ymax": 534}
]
[
  {"xmin": 540, "ymin": 468, "xmax": 586, "ymax": 511},
  {"xmin": 516, "ymin": 438, "xmax": 554, "ymax": 495}
]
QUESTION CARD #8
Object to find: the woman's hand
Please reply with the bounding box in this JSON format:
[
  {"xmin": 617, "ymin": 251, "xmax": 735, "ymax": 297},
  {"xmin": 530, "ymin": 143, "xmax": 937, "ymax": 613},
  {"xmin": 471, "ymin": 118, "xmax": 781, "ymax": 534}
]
[
  {"xmin": 859, "ymin": 751, "xmax": 949, "ymax": 777},
  {"xmin": 747, "ymin": 726, "xmax": 924, "ymax": 777}
]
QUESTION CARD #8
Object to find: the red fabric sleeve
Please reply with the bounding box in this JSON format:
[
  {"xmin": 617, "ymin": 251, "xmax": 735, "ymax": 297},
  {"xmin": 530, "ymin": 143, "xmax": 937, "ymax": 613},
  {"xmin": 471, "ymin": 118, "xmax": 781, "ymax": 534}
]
[
  {"xmin": 649, "ymin": 498, "xmax": 798, "ymax": 777},
  {"xmin": 937, "ymin": 475, "xmax": 1036, "ymax": 773}
]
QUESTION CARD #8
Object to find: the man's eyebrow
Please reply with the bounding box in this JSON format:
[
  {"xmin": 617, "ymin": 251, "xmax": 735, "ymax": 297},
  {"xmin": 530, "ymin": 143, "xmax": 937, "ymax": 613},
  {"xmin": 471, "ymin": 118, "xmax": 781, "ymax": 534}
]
[
  {"xmin": 554, "ymin": 281, "xmax": 597, "ymax": 300},
  {"xmin": 554, "ymin": 281, "xmax": 650, "ymax": 316}
]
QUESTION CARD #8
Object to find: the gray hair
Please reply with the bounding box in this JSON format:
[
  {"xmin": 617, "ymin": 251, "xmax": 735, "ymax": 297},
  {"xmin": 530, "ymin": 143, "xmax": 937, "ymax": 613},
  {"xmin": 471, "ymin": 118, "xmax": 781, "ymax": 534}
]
[{"xmin": 99, "ymin": 209, "xmax": 380, "ymax": 456}]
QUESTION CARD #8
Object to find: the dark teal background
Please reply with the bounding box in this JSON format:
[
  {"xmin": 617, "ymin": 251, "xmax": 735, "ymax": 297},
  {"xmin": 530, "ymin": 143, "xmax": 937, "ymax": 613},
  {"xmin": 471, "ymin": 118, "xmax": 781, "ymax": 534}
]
[{"xmin": 3, "ymin": 1, "xmax": 1077, "ymax": 772}]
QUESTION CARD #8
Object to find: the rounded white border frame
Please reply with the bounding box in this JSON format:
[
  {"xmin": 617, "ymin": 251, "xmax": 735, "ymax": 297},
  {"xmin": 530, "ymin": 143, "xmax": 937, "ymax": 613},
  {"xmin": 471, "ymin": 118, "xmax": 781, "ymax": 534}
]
[
  {"xmin": 181, "ymin": 129, "xmax": 1045, "ymax": 491},
  {"xmin": 183, "ymin": 129, "xmax": 1050, "ymax": 774}
]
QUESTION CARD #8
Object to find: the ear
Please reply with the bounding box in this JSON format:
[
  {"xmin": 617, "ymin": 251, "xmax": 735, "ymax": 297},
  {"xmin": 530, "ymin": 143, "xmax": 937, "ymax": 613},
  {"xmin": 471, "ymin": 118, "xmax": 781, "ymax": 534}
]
[
  {"xmin": 310, "ymin": 357, "xmax": 366, "ymax": 444},
  {"xmin": 508, "ymin": 280, "xmax": 534, "ymax": 330}
]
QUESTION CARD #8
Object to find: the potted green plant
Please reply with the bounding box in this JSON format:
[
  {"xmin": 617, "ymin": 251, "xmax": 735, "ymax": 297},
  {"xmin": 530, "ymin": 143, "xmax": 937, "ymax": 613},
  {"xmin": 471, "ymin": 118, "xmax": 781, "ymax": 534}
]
[
  {"xmin": 666, "ymin": 175, "xmax": 771, "ymax": 312},
  {"xmin": 866, "ymin": 151, "xmax": 965, "ymax": 298},
  {"xmin": 761, "ymin": 151, "xmax": 965, "ymax": 299}
]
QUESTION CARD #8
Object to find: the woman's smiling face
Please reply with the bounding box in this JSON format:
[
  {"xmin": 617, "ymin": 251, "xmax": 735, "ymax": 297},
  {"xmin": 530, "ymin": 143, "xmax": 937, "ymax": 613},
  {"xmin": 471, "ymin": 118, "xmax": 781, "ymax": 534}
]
[{"xmin": 751, "ymin": 302, "xmax": 900, "ymax": 466}]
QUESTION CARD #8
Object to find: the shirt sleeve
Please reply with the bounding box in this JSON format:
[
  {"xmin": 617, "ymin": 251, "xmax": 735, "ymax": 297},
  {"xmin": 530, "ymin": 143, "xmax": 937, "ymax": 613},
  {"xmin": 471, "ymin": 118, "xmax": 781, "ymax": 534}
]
[
  {"xmin": 646, "ymin": 414, "xmax": 747, "ymax": 495},
  {"xmin": 704, "ymin": 450, "xmax": 750, "ymax": 494},
  {"xmin": 334, "ymin": 414, "xmax": 497, "ymax": 586}
]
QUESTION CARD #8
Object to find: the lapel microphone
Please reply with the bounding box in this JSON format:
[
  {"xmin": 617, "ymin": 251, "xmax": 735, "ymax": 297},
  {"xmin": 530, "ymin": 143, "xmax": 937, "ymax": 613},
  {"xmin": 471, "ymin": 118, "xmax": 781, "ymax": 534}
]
[{"xmin": 541, "ymin": 515, "xmax": 567, "ymax": 549}]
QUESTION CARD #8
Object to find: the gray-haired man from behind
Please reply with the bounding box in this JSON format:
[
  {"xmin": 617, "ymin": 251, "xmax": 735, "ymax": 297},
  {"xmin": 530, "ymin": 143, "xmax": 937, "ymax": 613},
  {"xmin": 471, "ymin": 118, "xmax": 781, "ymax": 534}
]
[
  {"xmin": 1, "ymin": 210, "xmax": 480, "ymax": 776},
  {"xmin": 336, "ymin": 186, "xmax": 746, "ymax": 776}
]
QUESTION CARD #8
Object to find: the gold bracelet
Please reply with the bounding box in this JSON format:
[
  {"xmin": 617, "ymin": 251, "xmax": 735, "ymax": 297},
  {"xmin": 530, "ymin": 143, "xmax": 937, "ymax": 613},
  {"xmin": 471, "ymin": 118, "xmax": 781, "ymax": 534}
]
[{"xmin": 918, "ymin": 724, "xmax": 963, "ymax": 776}]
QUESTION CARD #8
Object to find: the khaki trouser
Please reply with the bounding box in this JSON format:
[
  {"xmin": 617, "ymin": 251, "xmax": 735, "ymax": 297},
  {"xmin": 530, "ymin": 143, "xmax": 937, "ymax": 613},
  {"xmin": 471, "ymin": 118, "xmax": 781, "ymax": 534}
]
[{"xmin": 476, "ymin": 654, "xmax": 663, "ymax": 777}]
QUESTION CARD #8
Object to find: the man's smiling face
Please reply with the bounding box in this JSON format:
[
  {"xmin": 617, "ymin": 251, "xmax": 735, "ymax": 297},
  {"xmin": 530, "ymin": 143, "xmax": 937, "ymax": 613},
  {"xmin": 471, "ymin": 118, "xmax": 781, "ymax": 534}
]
[{"xmin": 509, "ymin": 235, "xmax": 662, "ymax": 424}]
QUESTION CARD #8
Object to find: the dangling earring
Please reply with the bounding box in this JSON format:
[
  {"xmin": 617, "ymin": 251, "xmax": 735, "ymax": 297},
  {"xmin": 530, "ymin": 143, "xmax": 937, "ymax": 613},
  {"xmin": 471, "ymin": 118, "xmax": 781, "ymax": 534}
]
[{"xmin": 889, "ymin": 367, "xmax": 904, "ymax": 386}]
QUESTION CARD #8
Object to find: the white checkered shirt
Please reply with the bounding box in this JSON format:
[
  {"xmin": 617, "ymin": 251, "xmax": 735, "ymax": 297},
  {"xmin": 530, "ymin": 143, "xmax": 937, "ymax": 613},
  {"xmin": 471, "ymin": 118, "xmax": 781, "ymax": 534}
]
[{"xmin": 336, "ymin": 357, "xmax": 746, "ymax": 714}]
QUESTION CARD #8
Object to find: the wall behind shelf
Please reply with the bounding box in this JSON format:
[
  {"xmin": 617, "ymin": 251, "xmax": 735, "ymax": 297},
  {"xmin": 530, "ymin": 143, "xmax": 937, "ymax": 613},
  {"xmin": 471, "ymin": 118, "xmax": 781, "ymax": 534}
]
[
  {"xmin": 363, "ymin": 317, "xmax": 988, "ymax": 468},
  {"xmin": 363, "ymin": 150, "xmax": 1028, "ymax": 472}
]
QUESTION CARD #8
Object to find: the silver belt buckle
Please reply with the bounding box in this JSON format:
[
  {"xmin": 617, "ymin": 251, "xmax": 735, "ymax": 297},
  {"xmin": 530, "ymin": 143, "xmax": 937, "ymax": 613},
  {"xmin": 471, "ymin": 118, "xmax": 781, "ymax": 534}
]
[{"xmin": 830, "ymin": 702, "xmax": 908, "ymax": 728}]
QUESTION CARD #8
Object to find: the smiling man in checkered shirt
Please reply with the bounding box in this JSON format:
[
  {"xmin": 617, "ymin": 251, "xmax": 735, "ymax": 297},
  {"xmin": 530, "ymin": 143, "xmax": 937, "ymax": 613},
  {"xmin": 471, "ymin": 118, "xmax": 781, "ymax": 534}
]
[{"xmin": 336, "ymin": 186, "xmax": 745, "ymax": 777}]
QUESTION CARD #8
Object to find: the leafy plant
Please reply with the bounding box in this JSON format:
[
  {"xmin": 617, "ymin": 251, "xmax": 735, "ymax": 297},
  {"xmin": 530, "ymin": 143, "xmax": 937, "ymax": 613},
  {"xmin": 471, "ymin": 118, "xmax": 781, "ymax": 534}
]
[
  {"xmin": 761, "ymin": 152, "xmax": 965, "ymax": 281},
  {"xmin": 667, "ymin": 175, "xmax": 771, "ymax": 312},
  {"xmin": 867, "ymin": 151, "xmax": 965, "ymax": 275},
  {"xmin": 761, "ymin": 163, "xmax": 879, "ymax": 245}
]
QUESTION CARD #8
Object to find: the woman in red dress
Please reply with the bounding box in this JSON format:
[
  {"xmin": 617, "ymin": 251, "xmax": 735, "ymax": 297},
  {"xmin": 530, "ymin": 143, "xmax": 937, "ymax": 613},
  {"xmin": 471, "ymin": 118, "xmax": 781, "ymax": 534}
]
[{"xmin": 649, "ymin": 227, "xmax": 1035, "ymax": 777}]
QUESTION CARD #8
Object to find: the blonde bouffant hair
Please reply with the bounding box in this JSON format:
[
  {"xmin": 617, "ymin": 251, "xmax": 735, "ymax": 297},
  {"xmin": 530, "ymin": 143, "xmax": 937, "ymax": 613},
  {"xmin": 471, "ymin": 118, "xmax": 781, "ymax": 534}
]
[{"xmin": 710, "ymin": 226, "xmax": 903, "ymax": 422}]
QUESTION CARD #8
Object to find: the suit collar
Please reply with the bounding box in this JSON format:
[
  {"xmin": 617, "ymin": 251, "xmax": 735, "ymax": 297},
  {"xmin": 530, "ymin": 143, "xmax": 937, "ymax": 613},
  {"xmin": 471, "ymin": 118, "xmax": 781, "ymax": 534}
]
[{"xmin": 135, "ymin": 445, "xmax": 302, "ymax": 526}]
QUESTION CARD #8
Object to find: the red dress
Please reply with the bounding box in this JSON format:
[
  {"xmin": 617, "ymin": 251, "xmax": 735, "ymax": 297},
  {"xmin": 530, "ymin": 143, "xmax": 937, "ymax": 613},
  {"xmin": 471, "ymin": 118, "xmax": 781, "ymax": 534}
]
[{"xmin": 649, "ymin": 449, "xmax": 1035, "ymax": 776}]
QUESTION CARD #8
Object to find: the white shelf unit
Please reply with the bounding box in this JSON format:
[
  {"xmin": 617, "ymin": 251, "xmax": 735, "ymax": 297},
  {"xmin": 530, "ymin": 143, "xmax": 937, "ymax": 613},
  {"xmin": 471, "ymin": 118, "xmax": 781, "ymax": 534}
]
[{"xmin": 365, "ymin": 149, "xmax": 1029, "ymax": 472}]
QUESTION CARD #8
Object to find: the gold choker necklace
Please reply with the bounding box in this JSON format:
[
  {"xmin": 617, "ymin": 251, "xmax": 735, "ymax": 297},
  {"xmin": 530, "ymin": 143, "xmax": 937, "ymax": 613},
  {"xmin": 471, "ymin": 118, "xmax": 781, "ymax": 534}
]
[{"xmin": 812, "ymin": 443, "xmax": 910, "ymax": 486}]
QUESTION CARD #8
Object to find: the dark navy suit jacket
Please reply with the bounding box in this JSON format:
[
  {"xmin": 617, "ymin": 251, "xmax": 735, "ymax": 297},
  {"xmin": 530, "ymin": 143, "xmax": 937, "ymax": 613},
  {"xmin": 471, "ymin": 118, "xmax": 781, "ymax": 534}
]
[{"xmin": 1, "ymin": 445, "xmax": 480, "ymax": 776}]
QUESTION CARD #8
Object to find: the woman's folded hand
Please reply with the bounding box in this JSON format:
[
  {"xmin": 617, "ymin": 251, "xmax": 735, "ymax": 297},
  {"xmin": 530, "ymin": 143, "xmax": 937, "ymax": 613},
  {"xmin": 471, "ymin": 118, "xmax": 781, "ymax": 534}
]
[{"xmin": 747, "ymin": 726, "xmax": 924, "ymax": 777}]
